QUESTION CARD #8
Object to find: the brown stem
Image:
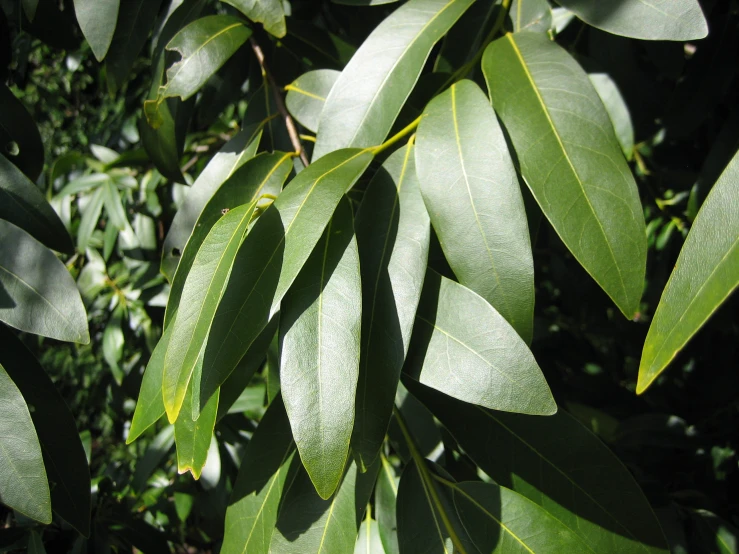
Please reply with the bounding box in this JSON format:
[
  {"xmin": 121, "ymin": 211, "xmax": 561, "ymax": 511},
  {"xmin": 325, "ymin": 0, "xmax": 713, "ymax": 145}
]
[{"xmin": 250, "ymin": 38, "xmax": 310, "ymax": 167}]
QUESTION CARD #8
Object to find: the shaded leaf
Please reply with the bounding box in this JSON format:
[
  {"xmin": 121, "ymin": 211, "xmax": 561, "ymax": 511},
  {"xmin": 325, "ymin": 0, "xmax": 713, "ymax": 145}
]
[
  {"xmin": 375, "ymin": 456, "xmax": 400, "ymax": 554},
  {"xmin": 285, "ymin": 69, "xmax": 340, "ymax": 134},
  {"xmin": 352, "ymin": 143, "xmax": 430, "ymax": 469},
  {"xmin": 0, "ymin": 220, "xmax": 89, "ymax": 343},
  {"xmin": 174, "ymin": 384, "xmax": 218, "ymax": 479},
  {"xmin": 313, "ymin": 0, "xmax": 475, "ymax": 159},
  {"xmin": 222, "ymin": 0, "xmax": 286, "ymax": 38},
  {"xmin": 0, "ymin": 85, "xmax": 44, "ymax": 181},
  {"xmin": 405, "ymin": 271, "xmax": 555, "ymax": 414},
  {"xmin": 434, "ymin": 0, "xmax": 497, "ymax": 74},
  {"xmin": 416, "ymin": 79, "xmax": 534, "ymax": 342},
  {"xmin": 22, "ymin": 0, "xmax": 39, "ymax": 21},
  {"xmin": 555, "ymin": 0, "xmax": 707, "ymax": 41},
  {"xmin": 0, "ymin": 363, "xmax": 50, "ymax": 524},
  {"xmin": 483, "ymin": 32, "xmax": 647, "ymax": 318},
  {"xmin": 638, "ymin": 149, "xmax": 739, "ymax": 393},
  {"xmin": 73, "ymin": 0, "xmax": 120, "ymax": 61},
  {"xmin": 131, "ymin": 425, "xmax": 174, "ymax": 492}
]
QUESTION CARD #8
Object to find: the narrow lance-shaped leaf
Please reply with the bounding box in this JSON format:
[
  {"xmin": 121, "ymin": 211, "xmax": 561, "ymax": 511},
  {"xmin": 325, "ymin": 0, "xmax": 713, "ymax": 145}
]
[
  {"xmin": 353, "ymin": 143, "xmax": 430, "ymax": 469},
  {"xmin": 0, "ymin": 327, "xmax": 90, "ymax": 536},
  {"xmin": 280, "ymin": 197, "xmax": 361, "ymax": 500},
  {"xmin": 0, "ymin": 154, "xmax": 73, "ymax": 254},
  {"xmin": 483, "ymin": 32, "xmax": 647, "ymax": 319},
  {"xmin": 285, "ymin": 69, "xmax": 340, "ymax": 134},
  {"xmin": 0, "ymin": 85, "xmax": 44, "ymax": 181},
  {"xmin": 0, "ymin": 363, "xmax": 50, "ymax": 524},
  {"xmin": 638, "ymin": 149, "xmax": 739, "ymax": 394},
  {"xmin": 376, "ymin": 456, "xmax": 400, "ymax": 554},
  {"xmin": 405, "ymin": 270, "xmax": 555, "ymax": 414},
  {"xmin": 221, "ymin": 396, "xmax": 295, "ymax": 554},
  {"xmin": 73, "ymin": 0, "xmax": 120, "ymax": 61},
  {"xmin": 174, "ymin": 380, "xmax": 218, "ymax": 479},
  {"xmin": 199, "ymin": 148, "xmax": 374, "ymax": 409},
  {"xmin": 76, "ymin": 186, "xmax": 104, "ymax": 253},
  {"xmin": 416, "ymin": 79, "xmax": 534, "ymax": 342},
  {"xmin": 0, "ymin": 220, "xmax": 89, "ymax": 343},
  {"xmin": 406, "ymin": 379, "xmax": 669, "ymax": 553},
  {"xmin": 555, "ymin": 0, "xmax": 707, "ymax": 41},
  {"xmin": 313, "ymin": 0, "xmax": 475, "ymax": 160},
  {"xmin": 221, "ymin": 0, "xmax": 286, "ymax": 38}
]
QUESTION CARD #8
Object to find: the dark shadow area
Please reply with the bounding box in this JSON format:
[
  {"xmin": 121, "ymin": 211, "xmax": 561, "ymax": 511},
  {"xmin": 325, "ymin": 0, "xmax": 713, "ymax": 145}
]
[
  {"xmin": 0, "ymin": 280, "xmax": 15, "ymax": 309},
  {"xmin": 401, "ymin": 268, "xmax": 440, "ymax": 385}
]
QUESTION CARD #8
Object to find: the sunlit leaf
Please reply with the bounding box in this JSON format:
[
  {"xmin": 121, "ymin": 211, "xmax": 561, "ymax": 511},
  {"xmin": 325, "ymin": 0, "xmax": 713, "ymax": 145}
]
[
  {"xmin": 221, "ymin": 0, "xmax": 286, "ymax": 38},
  {"xmin": 285, "ymin": 69, "xmax": 340, "ymax": 134}
]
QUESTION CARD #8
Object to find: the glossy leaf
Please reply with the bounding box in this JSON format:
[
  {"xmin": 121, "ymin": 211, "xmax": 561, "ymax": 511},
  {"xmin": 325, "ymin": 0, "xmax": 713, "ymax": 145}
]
[
  {"xmin": 269, "ymin": 458, "xmax": 379, "ymax": 554},
  {"xmin": 73, "ymin": 0, "xmax": 120, "ymax": 61},
  {"xmin": 589, "ymin": 73, "xmax": 634, "ymax": 160},
  {"xmin": 0, "ymin": 327, "xmax": 90, "ymax": 536},
  {"xmin": 280, "ymin": 197, "xmax": 361, "ymax": 499},
  {"xmin": 221, "ymin": 0, "xmax": 286, "ymax": 38},
  {"xmin": 0, "ymin": 363, "xmax": 50, "ymax": 524},
  {"xmin": 0, "ymin": 220, "xmax": 89, "ymax": 343},
  {"xmin": 483, "ymin": 32, "xmax": 647, "ymax": 319},
  {"xmin": 405, "ymin": 271, "xmax": 555, "ymax": 414},
  {"xmin": 638, "ymin": 150, "xmax": 739, "ymax": 393},
  {"xmin": 285, "ymin": 69, "xmax": 340, "ymax": 134},
  {"xmin": 406, "ymin": 380, "xmax": 670, "ymax": 553},
  {"xmin": 352, "ymin": 144, "xmax": 430, "ymax": 469},
  {"xmin": 313, "ymin": 0, "xmax": 475, "ymax": 160},
  {"xmin": 375, "ymin": 456, "xmax": 400, "ymax": 554},
  {"xmin": 416, "ymin": 79, "xmax": 534, "ymax": 342},
  {"xmin": 0, "ymin": 85, "xmax": 43, "ymax": 181},
  {"xmin": 555, "ymin": 0, "xmax": 708, "ymax": 41},
  {"xmin": 200, "ymin": 148, "xmax": 373, "ymax": 405},
  {"xmin": 221, "ymin": 397, "xmax": 295, "ymax": 554},
  {"xmin": 510, "ymin": 0, "xmax": 552, "ymax": 32},
  {"xmin": 161, "ymin": 123, "xmax": 263, "ymax": 283},
  {"xmin": 174, "ymin": 383, "xmax": 218, "ymax": 478},
  {"xmin": 0, "ymin": 154, "xmax": 74, "ymax": 254}
]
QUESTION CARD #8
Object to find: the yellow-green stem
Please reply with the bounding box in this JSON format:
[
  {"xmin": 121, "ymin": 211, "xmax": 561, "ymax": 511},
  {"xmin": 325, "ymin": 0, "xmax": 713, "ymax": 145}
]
[{"xmin": 370, "ymin": 116, "xmax": 422, "ymax": 155}]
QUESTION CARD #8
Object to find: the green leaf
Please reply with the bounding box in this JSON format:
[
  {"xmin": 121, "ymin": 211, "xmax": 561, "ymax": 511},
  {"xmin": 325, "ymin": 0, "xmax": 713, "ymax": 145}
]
[
  {"xmin": 269, "ymin": 458, "xmax": 379, "ymax": 554},
  {"xmin": 164, "ymin": 147, "xmax": 283, "ymax": 326},
  {"xmin": 0, "ymin": 363, "xmax": 50, "ymax": 524},
  {"xmin": 21, "ymin": 0, "xmax": 39, "ymax": 21},
  {"xmin": 510, "ymin": 0, "xmax": 552, "ymax": 32},
  {"xmin": 352, "ymin": 144, "xmax": 430, "ymax": 469},
  {"xmin": 102, "ymin": 181, "xmax": 128, "ymax": 231},
  {"xmin": 416, "ymin": 79, "xmax": 534, "ymax": 342},
  {"xmin": 138, "ymin": 96, "xmax": 190, "ymax": 182},
  {"xmin": 280, "ymin": 20, "xmax": 356, "ymax": 70},
  {"xmin": 145, "ymin": 15, "xmax": 250, "ymax": 126},
  {"xmin": 76, "ymin": 186, "xmax": 104, "ymax": 252},
  {"xmin": 163, "ymin": 201, "xmax": 260, "ymax": 422},
  {"xmin": 0, "ymin": 154, "xmax": 74, "ymax": 254},
  {"xmin": 200, "ymin": 148, "xmax": 373, "ymax": 407},
  {"xmin": 221, "ymin": 397, "xmax": 295, "ymax": 554},
  {"xmin": 131, "ymin": 425, "xmax": 174, "ymax": 492},
  {"xmin": 638, "ymin": 150, "xmax": 739, "ymax": 393},
  {"xmin": 405, "ymin": 271, "xmax": 555, "ymax": 414},
  {"xmin": 0, "ymin": 327, "xmax": 91, "ymax": 536},
  {"xmin": 280, "ymin": 197, "xmax": 361, "ymax": 500},
  {"xmin": 72, "ymin": 0, "xmax": 120, "ymax": 61},
  {"xmin": 483, "ymin": 32, "xmax": 647, "ymax": 319},
  {"xmin": 161, "ymin": 123, "xmax": 263, "ymax": 282},
  {"xmin": 312, "ymin": 0, "xmax": 475, "ymax": 159},
  {"xmin": 375, "ymin": 456, "xmax": 400, "ymax": 554},
  {"xmin": 555, "ymin": 0, "xmax": 708, "ymax": 41},
  {"xmin": 589, "ymin": 73, "xmax": 634, "ymax": 160},
  {"xmin": 285, "ymin": 69, "xmax": 340, "ymax": 134},
  {"xmin": 27, "ymin": 530, "xmax": 46, "ymax": 554},
  {"xmin": 406, "ymin": 380, "xmax": 669, "ymax": 553},
  {"xmin": 688, "ymin": 509, "xmax": 739, "ymax": 554},
  {"xmin": 174, "ymin": 383, "xmax": 218, "ymax": 479},
  {"xmin": 333, "ymin": 0, "xmax": 400, "ymax": 5},
  {"xmin": 0, "ymin": 85, "xmax": 44, "ymax": 181},
  {"xmin": 105, "ymin": 0, "xmax": 165, "ymax": 94},
  {"xmin": 221, "ymin": 0, "xmax": 286, "ymax": 38},
  {"xmin": 0, "ymin": 220, "xmax": 89, "ymax": 343},
  {"xmin": 102, "ymin": 312, "xmax": 125, "ymax": 384},
  {"xmin": 355, "ymin": 510, "xmax": 386, "ymax": 554}
]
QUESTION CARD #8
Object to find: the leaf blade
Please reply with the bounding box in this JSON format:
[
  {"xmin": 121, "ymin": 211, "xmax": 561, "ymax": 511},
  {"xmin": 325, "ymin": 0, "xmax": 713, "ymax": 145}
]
[{"xmin": 73, "ymin": 0, "xmax": 120, "ymax": 61}]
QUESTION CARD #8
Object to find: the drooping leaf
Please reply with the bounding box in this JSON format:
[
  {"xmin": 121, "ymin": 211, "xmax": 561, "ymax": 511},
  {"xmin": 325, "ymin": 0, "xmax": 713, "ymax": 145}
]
[
  {"xmin": 21, "ymin": 0, "xmax": 39, "ymax": 21},
  {"xmin": 269, "ymin": 458, "xmax": 379, "ymax": 554},
  {"xmin": 589, "ymin": 73, "xmax": 634, "ymax": 160},
  {"xmin": 0, "ymin": 327, "xmax": 90, "ymax": 536},
  {"xmin": 0, "ymin": 363, "xmax": 50, "ymax": 524},
  {"xmin": 416, "ymin": 79, "xmax": 534, "ymax": 342},
  {"xmin": 161, "ymin": 122, "xmax": 263, "ymax": 283},
  {"xmin": 355, "ymin": 511, "xmax": 386, "ymax": 554},
  {"xmin": 102, "ymin": 311, "xmax": 125, "ymax": 384},
  {"xmin": 200, "ymin": 148, "xmax": 373, "ymax": 408},
  {"xmin": 285, "ymin": 69, "xmax": 340, "ymax": 134},
  {"xmin": 404, "ymin": 271, "xmax": 555, "ymax": 414},
  {"xmin": 0, "ymin": 154, "xmax": 73, "ymax": 254},
  {"xmin": 73, "ymin": 0, "xmax": 120, "ymax": 61},
  {"xmin": 174, "ymin": 383, "xmax": 218, "ymax": 479},
  {"xmin": 406, "ymin": 380, "xmax": 670, "ymax": 553},
  {"xmin": 131, "ymin": 425, "xmax": 175, "ymax": 492},
  {"xmin": 145, "ymin": 15, "xmax": 250, "ymax": 127},
  {"xmin": 280, "ymin": 197, "xmax": 361, "ymax": 500},
  {"xmin": 105, "ymin": 0, "xmax": 165, "ymax": 94},
  {"xmin": 555, "ymin": 0, "xmax": 708, "ymax": 41},
  {"xmin": 221, "ymin": 397, "xmax": 295, "ymax": 554},
  {"xmin": 102, "ymin": 180, "xmax": 128, "ymax": 231},
  {"xmin": 0, "ymin": 85, "xmax": 44, "ymax": 181},
  {"xmin": 0, "ymin": 220, "xmax": 89, "ymax": 343},
  {"xmin": 638, "ymin": 150, "xmax": 739, "ymax": 393},
  {"xmin": 510, "ymin": 0, "xmax": 552, "ymax": 32},
  {"xmin": 312, "ymin": 0, "xmax": 475, "ymax": 159},
  {"xmin": 221, "ymin": 0, "xmax": 286, "ymax": 38},
  {"xmin": 138, "ymin": 89, "xmax": 192, "ymax": 182},
  {"xmin": 375, "ymin": 456, "xmax": 400, "ymax": 554},
  {"xmin": 76, "ymin": 187, "xmax": 104, "ymax": 252},
  {"xmin": 483, "ymin": 32, "xmax": 647, "ymax": 319},
  {"xmin": 352, "ymin": 143, "xmax": 430, "ymax": 469}
]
